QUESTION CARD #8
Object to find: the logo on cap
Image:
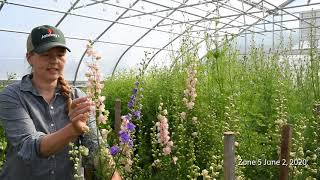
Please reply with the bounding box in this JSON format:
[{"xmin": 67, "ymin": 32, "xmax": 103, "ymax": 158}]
[
  {"xmin": 48, "ymin": 28, "xmax": 53, "ymax": 34},
  {"xmin": 41, "ymin": 28, "xmax": 59, "ymax": 39}
]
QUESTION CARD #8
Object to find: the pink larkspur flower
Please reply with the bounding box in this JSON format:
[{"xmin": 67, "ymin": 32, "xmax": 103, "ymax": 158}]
[
  {"xmin": 98, "ymin": 96, "xmax": 106, "ymax": 103},
  {"xmin": 96, "ymin": 55, "xmax": 102, "ymax": 60},
  {"xmin": 98, "ymin": 114, "xmax": 106, "ymax": 124},
  {"xmin": 163, "ymin": 146, "xmax": 171, "ymax": 155},
  {"xmin": 99, "ymin": 104, "xmax": 105, "ymax": 112},
  {"xmin": 86, "ymin": 48, "xmax": 93, "ymax": 56}
]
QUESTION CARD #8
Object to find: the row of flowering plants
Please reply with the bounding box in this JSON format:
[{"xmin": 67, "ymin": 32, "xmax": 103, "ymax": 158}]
[
  {"xmin": 0, "ymin": 36, "xmax": 318, "ymax": 179},
  {"xmin": 63, "ymin": 31, "xmax": 319, "ymax": 179},
  {"xmin": 100, "ymin": 33, "xmax": 318, "ymax": 179}
]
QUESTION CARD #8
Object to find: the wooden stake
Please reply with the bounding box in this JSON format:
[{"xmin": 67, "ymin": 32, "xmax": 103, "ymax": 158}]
[
  {"xmin": 279, "ymin": 124, "xmax": 292, "ymax": 180},
  {"xmin": 114, "ymin": 98, "xmax": 121, "ymax": 134},
  {"xmin": 224, "ymin": 132, "xmax": 235, "ymax": 180}
]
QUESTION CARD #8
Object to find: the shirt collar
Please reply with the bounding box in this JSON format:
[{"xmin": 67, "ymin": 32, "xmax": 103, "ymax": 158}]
[{"xmin": 20, "ymin": 74, "xmax": 62, "ymax": 95}]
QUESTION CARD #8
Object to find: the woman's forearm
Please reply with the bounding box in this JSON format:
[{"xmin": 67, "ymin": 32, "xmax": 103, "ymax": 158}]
[{"xmin": 39, "ymin": 123, "xmax": 78, "ymax": 157}]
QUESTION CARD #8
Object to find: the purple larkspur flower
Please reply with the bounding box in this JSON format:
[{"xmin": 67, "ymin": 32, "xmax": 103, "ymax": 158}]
[
  {"xmin": 132, "ymin": 88, "xmax": 138, "ymax": 95},
  {"xmin": 128, "ymin": 100, "xmax": 134, "ymax": 109},
  {"xmin": 119, "ymin": 131, "xmax": 130, "ymax": 143},
  {"xmin": 124, "ymin": 115, "xmax": 131, "ymax": 121},
  {"xmin": 135, "ymin": 81, "xmax": 140, "ymax": 86},
  {"xmin": 133, "ymin": 110, "xmax": 141, "ymax": 119},
  {"xmin": 110, "ymin": 146, "xmax": 120, "ymax": 156},
  {"xmin": 128, "ymin": 140, "xmax": 133, "ymax": 147},
  {"xmin": 127, "ymin": 121, "xmax": 136, "ymax": 131},
  {"xmin": 130, "ymin": 94, "xmax": 136, "ymax": 100}
]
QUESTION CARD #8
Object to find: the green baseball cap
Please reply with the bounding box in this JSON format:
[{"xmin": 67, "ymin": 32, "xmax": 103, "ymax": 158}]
[{"xmin": 27, "ymin": 25, "xmax": 71, "ymax": 53}]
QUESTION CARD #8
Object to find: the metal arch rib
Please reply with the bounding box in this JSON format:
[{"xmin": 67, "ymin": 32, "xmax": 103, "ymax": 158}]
[
  {"xmin": 199, "ymin": 0, "xmax": 296, "ymax": 59},
  {"xmin": 111, "ymin": 0, "xmax": 190, "ymax": 76},
  {"xmin": 55, "ymin": 0, "xmax": 80, "ymax": 27},
  {"xmin": 307, "ymin": 0, "xmax": 311, "ymax": 5},
  {"xmin": 73, "ymin": 0, "xmax": 111, "ymax": 10},
  {"xmin": 0, "ymin": 0, "xmax": 7, "ymax": 11},
  {"xmin": 144, "ymin": 0, "xmax": 260, "ymax": 68},
  {"xmin": 142, "ymin": 0, "xmax": 266, "ymax": 39},
  {"xmin": 73, "ymin": 0, "xmax": 141, "ymax": 85},
  {"xmin": 148, "ymin": 0, "xmax": 296, "ymax": 68}
]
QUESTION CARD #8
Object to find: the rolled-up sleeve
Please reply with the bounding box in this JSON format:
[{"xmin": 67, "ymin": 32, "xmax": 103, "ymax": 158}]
[{"xmin": 0, "ymin": 90, "xmax": 46, "ymax": 162}]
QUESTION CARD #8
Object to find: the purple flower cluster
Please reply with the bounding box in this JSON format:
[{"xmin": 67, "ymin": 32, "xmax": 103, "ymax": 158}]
[
  {"xmin": 127, "ymin": 82, "xmax": 143, "ymax": 119},
  {"xmin": 127, "ymin": 121, "xmax": 136, "ymax": 131},
  {"xmin": 118, "ymin": 81, "xmax": 143, "ymax": 149},
  {"xmin": 118, "ymin": 116, "xmax": 135, "ymax": 147},
  {"xmin": 127, "ymin": 88, "xmax": 138, "ymax": 109},
  {"xmin": 133, "ymin": 110, "xmax": 141, "ymax": 119},
  {"xmin": 110, "ymin": 145, "xmax": 120, "ymax": 156},
  {"xmin": 119, "ymin": 131, "xmax": 131, "ymax": 143}
]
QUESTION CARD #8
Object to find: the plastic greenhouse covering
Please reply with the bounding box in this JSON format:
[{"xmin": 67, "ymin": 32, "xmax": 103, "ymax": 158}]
[
  {"xmin": 0, "ymin": 0, "xmax": 320, "ymax": 83},
  {"xmin": 1, "ymin": 1, "xmax": 320, "ymax": 180}
]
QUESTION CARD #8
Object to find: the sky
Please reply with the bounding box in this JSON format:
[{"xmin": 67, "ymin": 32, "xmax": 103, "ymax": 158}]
[{"xmin": 0, "ymin": 0, "xmax": 319, "ymax": 81}]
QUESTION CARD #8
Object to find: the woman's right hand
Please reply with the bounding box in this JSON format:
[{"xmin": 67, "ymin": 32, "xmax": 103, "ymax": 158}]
[{"xmin": 68, "ymin": 97, "xmax": 93, "ymax": 135}]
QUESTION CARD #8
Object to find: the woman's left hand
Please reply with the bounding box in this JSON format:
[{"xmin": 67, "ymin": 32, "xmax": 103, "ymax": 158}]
[{"xmin": 68, "ymin": 97, "xmax": 93, "ymax": 134}]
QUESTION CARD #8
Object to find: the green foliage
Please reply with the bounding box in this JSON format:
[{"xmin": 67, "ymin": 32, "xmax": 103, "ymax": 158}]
[
  {"xmin": 0, "ymin": 32, "xmax": 319, "ymax": 179},
  {"xmin": 101, "ymin": 36, "xmax": 319, "ymax": 179}
]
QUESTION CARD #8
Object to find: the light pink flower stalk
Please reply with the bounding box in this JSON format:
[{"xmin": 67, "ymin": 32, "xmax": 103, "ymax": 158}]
[
  {"xmin": 85, "ymin": 42, "xmax": 109, "ymax": 124},
  {"xmin": 184, "ymin": 65, "xmax": 198, "ymax": 110},
  {"xmin": 156, "ymin": 103, "xmax": 173, "ymax": 155}
]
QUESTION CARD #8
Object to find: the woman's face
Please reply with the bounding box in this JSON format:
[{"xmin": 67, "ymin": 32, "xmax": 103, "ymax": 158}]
[{"xmin": 27, "ymin": 47, "xmax": 67, "ymax": 82}]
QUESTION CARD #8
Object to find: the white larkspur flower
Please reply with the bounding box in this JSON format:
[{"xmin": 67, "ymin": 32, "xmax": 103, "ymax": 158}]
[
  {"xmin": 163, "ymin": 109, "xmax": 168, "ymax": 115},
  {"xmin": 187, "ymin": 102, "xmax": 194, "ymax": 110},
  {"xmin": 172, "ymin": 156, "xmax": 178, "ymax": 164},
  {"xmin": 180, "ymin": 112, "xmax": 186, "ymax": 119},
  {"xmin": 192, "ymin": 132, "xmax": 197, "ymax": 137},
  {"xmin": 155, "ymin": 122, "xmax": 160, "ymax": 127},
  {"xmin": 235, "ymin": 142, "xmax": 239, "ymax": 147},
  {"xmin": 184, "ymin": 89, "xmax": 188, "ymax": 96},
  {"xmin": 182, "ymin": 97, "xmax": 188, "ymax": 103},
  {"xmin": 100, "ymin": 129, "xmax": 109, "ymax": 136},
  {"xmin": 202, "ymin": 169, "xmax": 209, "ymax": 176}
]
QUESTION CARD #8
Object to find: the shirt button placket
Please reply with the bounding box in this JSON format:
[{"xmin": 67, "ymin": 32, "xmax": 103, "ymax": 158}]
[
  {"xmin": 49, "ymin": 105, "xmax": 56, "ymax": 132},
  {"xmin": 50, "ymin": 169, "xmax": 55, "ymax": 180},
  {"xmin": 48, "ymin": 104, "xmax": 56, "ymax": 180}
]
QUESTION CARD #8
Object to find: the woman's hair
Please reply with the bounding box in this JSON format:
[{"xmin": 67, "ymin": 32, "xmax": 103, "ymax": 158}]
[{"xmin": 58, "ymin": 76, "xmax": 72, "ymax": 113}]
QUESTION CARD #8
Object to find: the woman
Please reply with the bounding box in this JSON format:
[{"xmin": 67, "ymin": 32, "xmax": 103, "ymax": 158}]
[{"xmin": 0, "ymin": 25, "xmax": 120, "ymax": 180}]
